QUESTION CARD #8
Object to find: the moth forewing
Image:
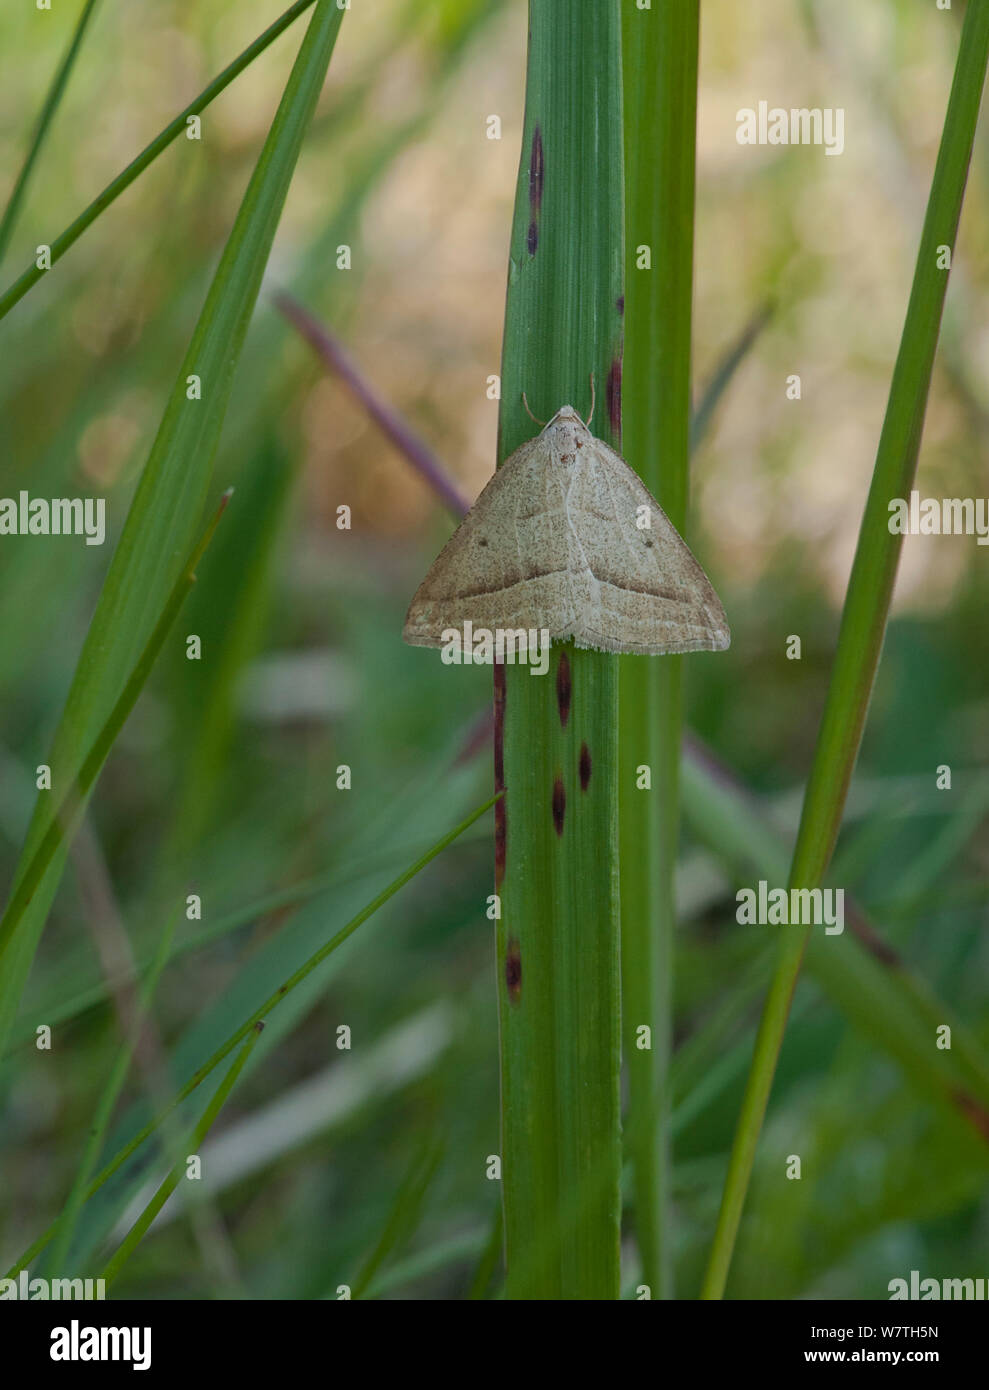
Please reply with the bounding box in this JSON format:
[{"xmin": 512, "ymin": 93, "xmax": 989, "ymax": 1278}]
[{"xmin": 403, "ymin": 406, "xmax": 730, "ymax": 656}]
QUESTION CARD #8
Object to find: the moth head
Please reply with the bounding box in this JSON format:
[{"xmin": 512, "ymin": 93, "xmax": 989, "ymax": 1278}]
[
  {"xmin": 544, "ymin": 405, "xmax": 587, "ymax": 465},
  {"xmin": 548, "ymin": 405, "xmax": 582, "ymax": 427}
]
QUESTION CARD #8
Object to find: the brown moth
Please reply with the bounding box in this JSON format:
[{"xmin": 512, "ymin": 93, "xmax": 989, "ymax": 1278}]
[{"xmin": 403, "ymin": 406, "xmax": 730, "ymax": 655}]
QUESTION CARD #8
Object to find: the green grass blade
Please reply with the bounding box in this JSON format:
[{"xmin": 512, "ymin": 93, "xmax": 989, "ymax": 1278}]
[
  {"xmin": 619, "ymin": 0, "xmax": 700, "ymax": 1300},
  {"xmin": 690, "ymin": 302, "xmax": 774, "ymax": 455},
  {"xmin": 868, "ymin": 778, "xmax": 989, "ymax": 913},
  {"xmin": 680, "ymin": 744, "xmax": 989, "ymax": 1134},
  {"xmin": 3, "ymin": 792, "xmax": 500, "ymax": 1280},
  {"xmin": 0, "ymin": 0, "xmax": 102, "ymax": 267},
  {"xmin": 0, "ymin": 0, "xmax": 318, "ymax": 323},
  {"xmin": 350, "ymin": 1138, "xmax": 444, "ymax": 1299},
  {"xmin": 704, "ymin": 0, "xmax": 989, "ymax": 1281},
  {"xmin": 466, "ymin": 1204, "xmax": 503, "ymax": 1300},
  {"xmin": 0, "ymin": 494, "xmax": 230, "ymax": 965},
  {"xmin": 100, "ymin": 1023, "xmax": 264, "ymax": 1288},
  {"xmin": 0, "ymin": 0, "xmax": 346, "ymax": 1059},
  {"xmin": 157, "ymin": 439, "xmax": 298, "ymax": 870},
  {"xmin": 364, "ymin": 1228, "xmax": 489, "ymax": 1300},
  {"xmin": 44, "ymin": 915, "xmax": 177, "ymax": 1279},
  {"xmin": 6, "ymin": 818, "xmax": 495, "ymax": 1052},
  {"xmin": 496, "ymin": 0, "xmax": 624, "ymax": 1300}
]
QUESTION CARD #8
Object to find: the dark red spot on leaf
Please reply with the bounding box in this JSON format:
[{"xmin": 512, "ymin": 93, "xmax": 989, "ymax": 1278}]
[
  {"xmin": 556, "ymin": 651, "xmax": 571, "ymax": 727},
  {"xmin": 495, "ymin": 802, "xmax": 506, "ymax": 887},
  {"xmin": 527, "ymin": 220, "xmax": 538, "ymax": 255},
  {"xmin": 552, "ymin": 777, "xmax": 565, "ymax": 836},
  {"xmin": 529, "ymin": 126, "xmax": 544, "ymax": 213},
  {"xmin": 846, "ymin": 906, "xmax": 901, "ymax": 967},
  {"xmin": 505, "ymin": 939, "xmax": 522, "ymax": 1003},
  {"xmin": 953, "ymin": 1088, "xmax": 989, "ymax": 1143},
  {"xmin": 579, "ymin": 742, "xmax": 592, "ymax": 791},
  {"xmin": 607, "ymin": 357, "xmax": 622, "ymax": 437},
  {"xmin": 616, "ymin": 294, "xmax": 625, "ymax": 315}
]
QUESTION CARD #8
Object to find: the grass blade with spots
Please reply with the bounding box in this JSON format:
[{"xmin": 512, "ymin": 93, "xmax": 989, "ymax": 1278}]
[
  {"xmin": 619, "ymin": 0, "xmax": 700, "ymax": 1299},
  {"xmin": 496, "ymin": 0, "xmax": 624, "ymax": 1300},
  {"xmin": 0, "ymin": 0, "xmax": 346, "ymax": 1060},
  {"xmin": 702, "ymin": 0, "xmax": 989, "ymax": 1296},
  {"xmin": 0, "ymin": 0, "xmax": 102, "ymax": 267}
]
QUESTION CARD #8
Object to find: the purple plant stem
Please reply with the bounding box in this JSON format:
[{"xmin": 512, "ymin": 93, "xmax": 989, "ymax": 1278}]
[{"xmin": 274, "ymin": 291, "xmax": 471, "ymax": 519}]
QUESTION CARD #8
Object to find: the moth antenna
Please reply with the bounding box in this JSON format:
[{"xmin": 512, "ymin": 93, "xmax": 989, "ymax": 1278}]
[
  {"xmin": 585, "ymin": 373, "xmax": 596, "ymax": 429},
  {"xmin": 521, "ymin": 392, "xmax": 546, "ymax": 427}
]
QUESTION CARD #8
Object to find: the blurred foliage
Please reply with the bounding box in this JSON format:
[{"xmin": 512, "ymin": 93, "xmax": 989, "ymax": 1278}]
[{"xmin": 0, "ymin": 0, "xmax": 986, "ymax": 1298}]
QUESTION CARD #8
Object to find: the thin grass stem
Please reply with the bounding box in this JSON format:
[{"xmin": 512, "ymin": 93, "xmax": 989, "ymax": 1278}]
[
  {"xmin": 703, "ymin": 8, "xmax": 989, "ymax": 1288},
  {"xmin": 0, "ymin": 0, "xmax": 317, "ymax": 322},
  {"xmin": 0, "ymin": 0, "xmax": 102, "ymax": 266}
]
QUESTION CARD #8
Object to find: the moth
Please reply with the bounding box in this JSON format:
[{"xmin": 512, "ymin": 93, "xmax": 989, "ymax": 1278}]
[{"xmin": 403, "ymin": 405, "xmax": 730, "ymax": 655}]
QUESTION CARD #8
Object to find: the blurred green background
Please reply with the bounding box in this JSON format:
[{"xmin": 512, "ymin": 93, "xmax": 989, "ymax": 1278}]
[{"xmin": 1, "ymin": 0, "xmax": 986, "ymax": 1298}]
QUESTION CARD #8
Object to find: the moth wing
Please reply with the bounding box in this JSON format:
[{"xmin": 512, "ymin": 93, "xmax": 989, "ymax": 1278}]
[
  {"xmin": 564, "ymin": 435, "xmax": 730, "ymax": 654},
  {"xmin": 402, "ymin": 435, "xmax": 573, "ymax": 646}
]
